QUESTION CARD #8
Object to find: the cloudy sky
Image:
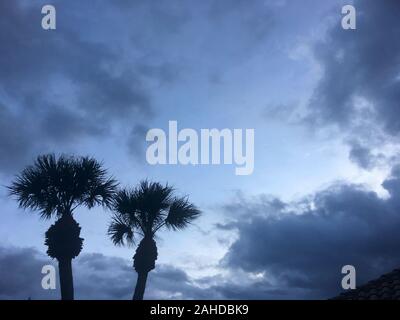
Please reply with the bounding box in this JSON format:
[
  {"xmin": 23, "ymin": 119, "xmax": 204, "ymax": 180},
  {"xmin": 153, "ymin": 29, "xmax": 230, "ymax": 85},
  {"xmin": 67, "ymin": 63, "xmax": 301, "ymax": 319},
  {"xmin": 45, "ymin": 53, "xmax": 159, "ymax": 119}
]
[{"xmin": 1, "ymin": 0, "xmax": 400, "ymax": 299}]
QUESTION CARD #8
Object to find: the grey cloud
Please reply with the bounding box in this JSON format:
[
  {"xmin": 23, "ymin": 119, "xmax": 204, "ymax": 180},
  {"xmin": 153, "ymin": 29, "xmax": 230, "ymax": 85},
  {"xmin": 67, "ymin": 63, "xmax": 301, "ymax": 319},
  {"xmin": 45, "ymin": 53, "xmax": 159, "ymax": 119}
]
[
  {"xmin": 0, "ymin": 244, "xmax": 292, "ymax": 300},
  {"xmin": 220, "ymin": 165, "xmax": 400, "ymax": 299},
  {"xmin": 0, "ymin": 246, "xmax": 58, "ymax": 300},
  {"xmin": 204, "ymin": 0, "xmax": 275, "ymax": 61},
  {"xmin": 115, "ymin": 0, "xmax": 190, "ymax": 33},
  {"xmin": 223, "ymin": 192, "xmax": 288, "ymax": 220},
  {"xmin": 0, "ymin": 1, "xmax": 152, "ymax": 118},
  {"xmin": 0, "ymin": 0, "xmax": 280, "ymax": 174},
  {"xmin": 127, "ymin": 125, "xmax": 150, "ymax": 161},
  {"xmin": 212, "ymin": 281, "xmax": 296, "ymax": 300},
  {"xmin": 309, "ymin": 0, "xmax": 400, "ymax": 129},
  {"xmin": 0, "ymin": 0, "xmax": 179, "ymax": 174},
  {"xmin": 348, "ymin": 140, "xmax": 384, "ymax": 170},
  {"xmin": 308, "ymin": 0, "xmax": 400, "ymax": 167},
  {"xmin": 0, "ymin": 106, "xmax": 36, "ymax": 173},
  {"xmin": 208, "ymin": 0, "xmax": 275, "ymax": 41},
  {"xmin": 0, "ymin": 246, "xmax": 213, "ymax": 300},
  {"xmin": 40, "ymin": 106, "xmax": 107, "ymax": 143}
]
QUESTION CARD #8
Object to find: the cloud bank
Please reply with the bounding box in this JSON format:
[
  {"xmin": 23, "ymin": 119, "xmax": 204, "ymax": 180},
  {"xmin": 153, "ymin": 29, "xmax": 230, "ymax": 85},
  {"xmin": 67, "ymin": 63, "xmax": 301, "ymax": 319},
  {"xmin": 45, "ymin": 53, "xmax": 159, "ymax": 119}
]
[
  {"xmin": 220, "ymin": 165, "xmax": 400, "ymax": 298},
  {"xmin": 308, "ymin": 0, "xmax": 400, "ymax": 168}
]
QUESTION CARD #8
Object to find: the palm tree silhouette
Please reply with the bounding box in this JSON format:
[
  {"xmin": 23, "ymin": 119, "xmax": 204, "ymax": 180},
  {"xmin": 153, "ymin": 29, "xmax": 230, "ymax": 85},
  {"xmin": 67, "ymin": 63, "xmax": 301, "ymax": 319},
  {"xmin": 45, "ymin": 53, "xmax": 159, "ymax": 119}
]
[
  {"xmin": 8, "ymin": 154, "xmax": 117, "ymax": 300},
  {"xmin": 108, "ymin": 180, "xmax": 201, "ymax": 300}
]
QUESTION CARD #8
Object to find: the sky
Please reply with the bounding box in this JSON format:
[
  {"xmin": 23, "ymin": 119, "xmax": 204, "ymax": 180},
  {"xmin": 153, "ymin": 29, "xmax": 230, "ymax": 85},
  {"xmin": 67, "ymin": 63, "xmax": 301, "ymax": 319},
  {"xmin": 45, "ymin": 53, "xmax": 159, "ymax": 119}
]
[{"xmin": 1, "ymin": 0, "xmax": 400, "ymax": 299}]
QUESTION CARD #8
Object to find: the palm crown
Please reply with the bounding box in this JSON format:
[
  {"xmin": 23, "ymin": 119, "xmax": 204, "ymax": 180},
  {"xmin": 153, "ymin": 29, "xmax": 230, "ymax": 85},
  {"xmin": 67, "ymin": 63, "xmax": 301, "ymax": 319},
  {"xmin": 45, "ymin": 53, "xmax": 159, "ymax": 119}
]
[
  {"xmin": 108, "ymin": 180, "xmax": 201, "ymax": 245},
  {"xmin": 8, "ymin": 153, "xmax": 118, "ymax": 300},
  {"xmin": 8, "ymin": 154, "xmax": 118, "ymax": 218},
  {"xmin": 108, "ymin": 180, "xmax": 201, "ymax": 300}
]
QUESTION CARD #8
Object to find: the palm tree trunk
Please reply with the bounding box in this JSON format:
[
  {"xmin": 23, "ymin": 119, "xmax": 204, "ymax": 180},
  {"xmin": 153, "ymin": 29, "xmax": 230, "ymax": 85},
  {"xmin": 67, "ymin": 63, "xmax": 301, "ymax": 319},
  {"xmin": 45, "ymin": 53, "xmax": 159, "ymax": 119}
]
[
  {"xmin": 133, "ymin": 272, "xmax": 148, "ymax": 300},
  {"xmin": 58, "ymin": 258, "xmax": 74, "ymax": 300}
]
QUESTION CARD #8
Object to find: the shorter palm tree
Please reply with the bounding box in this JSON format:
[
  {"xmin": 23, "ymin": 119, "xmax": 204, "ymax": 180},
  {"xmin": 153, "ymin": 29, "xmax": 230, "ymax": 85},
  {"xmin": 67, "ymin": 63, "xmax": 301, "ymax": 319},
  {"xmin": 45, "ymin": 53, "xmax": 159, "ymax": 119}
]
[
  {"xmin": 8, "ymin": 154, "xmax": 117, "ymax": 300},
  {"xmin": 108, "ymin": 180, "xmax": 201, "ymax": 300}
]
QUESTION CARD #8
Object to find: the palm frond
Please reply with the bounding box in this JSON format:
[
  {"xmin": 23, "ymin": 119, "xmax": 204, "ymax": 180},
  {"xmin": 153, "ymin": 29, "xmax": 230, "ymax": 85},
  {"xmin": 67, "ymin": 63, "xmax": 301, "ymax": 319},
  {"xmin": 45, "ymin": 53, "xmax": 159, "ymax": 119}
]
[
  {"xmin": 8, "ymin": 154, "xmax": 60, "ymax": 218},
  {"xmin": 134, "ymin": 180, "xmax": 174, "ymax": 229},
  {"xmin": 73, "ymin": 157, "xmax": 118, "ymax": 209},
  {"xmin": 109, "ymin": 181, "xmax": 202, "ymax": 243},
  {"xmin": 108, "ymin": 214, "xmax": 135, "ymax": 246},
  {"xmin": 165, "ymin": 197, "xmax": 201, "ymax": 230},
  {"xmin": 8, "ymin": 154, "xmax": 117, "ymax": 218},
  {"xmin": 112, "ymin": 189, "xmax": 144, "ymax": 231},
  {"xmin": 136, "ymin": 180, "xmax": 174, "ymax": 212},
  {"xmin": 112, "ymin": 189, "xmax": 137, "ymax": 214}
]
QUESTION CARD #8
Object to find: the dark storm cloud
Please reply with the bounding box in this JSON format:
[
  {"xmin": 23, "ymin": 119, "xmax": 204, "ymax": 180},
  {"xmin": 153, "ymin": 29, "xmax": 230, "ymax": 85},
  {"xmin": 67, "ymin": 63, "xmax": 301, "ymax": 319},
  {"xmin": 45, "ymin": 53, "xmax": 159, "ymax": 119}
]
[
  {"xmin": 348, "ymin": 140, "xmax": 384, "ymax": 170},
  {"xmin": 40, "ymin": 106, "xmax": 107, "ymax": 143},
  {"xmin": 207, "ymin": 0, "xmax": 275, "ymax": 43},
  {"xmin": 1, "ymin": 244, "xmax": 291, "ymax": 300},
  {"xmin": 127, "ymin": 125, "xmax": 150, "ymax": 161},
  {"xmin": 212, "ymin": 280, "xmax": 298, "ymax": 300},
  {"xmin": 115, "ymin": 0, "xmax": 190, "ymax": 34},
  {"xmin": 0, "ymin": 245, "xmax": 132, "ymax": 299},
  {"xmin": 0, "ymin": 0, "xmax": 182, "ymax": 174},
  {"xmin": 308, "ymin": 0, "xmax": 400, "ymax": 167},
  {"xmin": 0, "ymin": 106, "xmax": 35, "ymax": 172},
  {"xmin": 0, "ymin": 246, "xmax": 57, "ymax": 299},
  {"xmin": 0, "ymin": 1, "xmax": 153, "ymax": 116},
  {"xmin": 220, "ymin": 165, "xmax": 400, "ymax": 299},
  {"xmin": 0, "ymin": 246, "xmax": 213, "ymax": 300},
  {"xmin": 0, "ymin": 0, "xmax": 280, "ymax": 173}
]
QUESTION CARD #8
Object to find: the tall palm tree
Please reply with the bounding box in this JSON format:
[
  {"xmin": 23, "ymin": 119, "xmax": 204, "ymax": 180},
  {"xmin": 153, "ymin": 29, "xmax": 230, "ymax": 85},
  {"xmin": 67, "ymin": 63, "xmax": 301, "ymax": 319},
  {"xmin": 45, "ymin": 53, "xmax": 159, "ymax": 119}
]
[
  {"xmin": 108, "ymin": 180, "xmax": 201, "ymax": 300},
  {"xmin": 8, "ymin": 154, "xmax": 117, "ymax": 300}
]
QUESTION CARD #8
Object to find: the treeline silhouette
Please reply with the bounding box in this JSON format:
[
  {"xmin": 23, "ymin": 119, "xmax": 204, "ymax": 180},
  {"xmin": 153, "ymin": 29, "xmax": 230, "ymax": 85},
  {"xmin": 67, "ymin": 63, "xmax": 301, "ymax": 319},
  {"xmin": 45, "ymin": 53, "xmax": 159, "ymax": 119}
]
[{"xmin": 8, "ymin": 154, "xmax": 201, "ymax": 300}]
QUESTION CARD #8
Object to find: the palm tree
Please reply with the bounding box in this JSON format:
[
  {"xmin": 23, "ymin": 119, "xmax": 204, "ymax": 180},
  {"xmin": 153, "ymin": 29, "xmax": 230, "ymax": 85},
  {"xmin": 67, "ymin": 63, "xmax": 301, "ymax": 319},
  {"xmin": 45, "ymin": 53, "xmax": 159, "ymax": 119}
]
[
  {"xmin": 108, "ymin": 180, "xmax": 201, "ymax": 300},
  {"xmin": 8, "ymin": 154, "xmax": 117, "ymax": 300}
]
